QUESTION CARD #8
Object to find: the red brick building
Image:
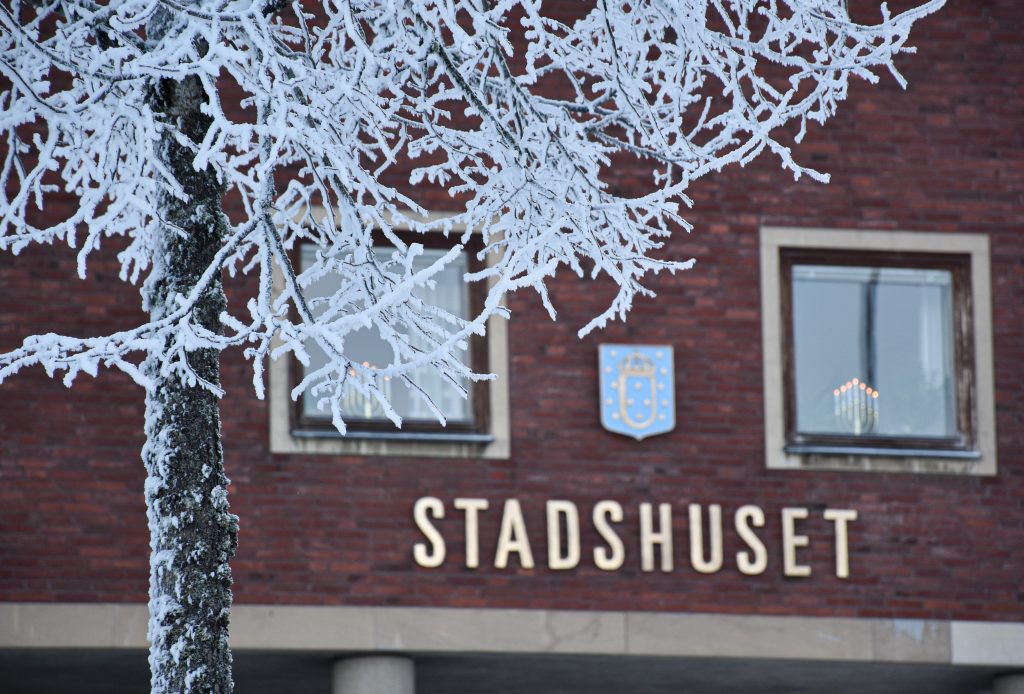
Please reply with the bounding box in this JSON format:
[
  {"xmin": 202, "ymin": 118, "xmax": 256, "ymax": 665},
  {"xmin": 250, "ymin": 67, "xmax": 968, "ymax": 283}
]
[{"xmin": 2, "ymin": 2, "xmax": 1022, "ymax": 692}]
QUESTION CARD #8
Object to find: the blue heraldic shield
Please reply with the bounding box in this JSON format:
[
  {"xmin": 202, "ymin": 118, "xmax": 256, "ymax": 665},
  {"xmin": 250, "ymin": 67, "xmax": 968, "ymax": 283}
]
[{"xmin": 599, "ymin": 345, "xmax": 676, "ymax": 440}]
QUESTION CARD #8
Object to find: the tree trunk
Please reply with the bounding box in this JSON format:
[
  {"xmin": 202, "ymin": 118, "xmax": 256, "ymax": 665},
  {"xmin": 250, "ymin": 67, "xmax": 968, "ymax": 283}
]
[{"xmin": 141, "ymin": 62, "xmax": 238, "ymax": 693}]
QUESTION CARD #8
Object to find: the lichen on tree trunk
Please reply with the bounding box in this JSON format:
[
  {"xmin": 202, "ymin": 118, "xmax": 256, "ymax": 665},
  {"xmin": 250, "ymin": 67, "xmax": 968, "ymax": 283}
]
[{"xmin": 141, "ymin": 57, "xmax": 238, "ymax": 694}]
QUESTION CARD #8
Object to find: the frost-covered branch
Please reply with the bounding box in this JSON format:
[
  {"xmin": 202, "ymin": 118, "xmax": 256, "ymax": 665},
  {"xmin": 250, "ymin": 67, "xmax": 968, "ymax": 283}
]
[{"xmin": 1, "ymin": 0, "xmax": 945, "ymax": 427}]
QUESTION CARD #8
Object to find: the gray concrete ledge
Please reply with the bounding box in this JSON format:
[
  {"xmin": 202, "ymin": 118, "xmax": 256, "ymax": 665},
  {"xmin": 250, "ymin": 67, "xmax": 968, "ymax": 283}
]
[{"xmin": 1, "ymin": 603, "xmax": 1021, "ymax": 668}]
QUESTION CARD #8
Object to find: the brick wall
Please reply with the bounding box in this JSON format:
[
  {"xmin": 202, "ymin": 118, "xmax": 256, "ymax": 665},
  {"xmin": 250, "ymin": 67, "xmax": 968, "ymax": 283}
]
[{"xmin": 1, "ymin": 0, "xmax": 1022, "ymax": 621}]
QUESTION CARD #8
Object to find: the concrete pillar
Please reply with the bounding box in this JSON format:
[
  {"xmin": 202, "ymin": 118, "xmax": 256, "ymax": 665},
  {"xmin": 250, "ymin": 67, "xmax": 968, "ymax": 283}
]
[
  {"xmin": 994, "ymin": 675, "xmax": 1024, "ymax": 694},
  {"xmin": 332, "ymin": 656, "xmax": 414, "ymax": 694}
]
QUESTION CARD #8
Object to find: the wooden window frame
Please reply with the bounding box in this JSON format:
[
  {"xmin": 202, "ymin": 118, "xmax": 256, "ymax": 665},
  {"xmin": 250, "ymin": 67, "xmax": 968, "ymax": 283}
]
[
  {"xmin": 779, "ymin": 248, "xmax": 975, "ymax": 454},
  {"xmin": 289, "ymin": 231, "xmax": 492, "ymax": 438},
  {"xmin": 759, "ymin": 227, "xmax": 996, "ymax": 476}
]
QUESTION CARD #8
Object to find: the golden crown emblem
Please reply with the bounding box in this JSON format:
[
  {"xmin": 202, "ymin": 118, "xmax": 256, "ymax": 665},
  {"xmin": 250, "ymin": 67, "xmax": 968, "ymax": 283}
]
[{"xmin": 619, "ymin": 352, "xmax": 656, "ymax": 378}]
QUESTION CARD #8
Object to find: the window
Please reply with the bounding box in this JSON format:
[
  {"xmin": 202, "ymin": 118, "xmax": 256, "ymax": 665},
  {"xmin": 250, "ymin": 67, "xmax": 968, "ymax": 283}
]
[
  {"xmin": 760, "ymin": 228, "xmax": 996, "ymax": 475},
  {"xmin": 295, "ymin": 244, "xmax": 483, "ymax": 434},
  {"xmin": 269, "ymin": 218, "xmax": 510, "ymax": 459}
]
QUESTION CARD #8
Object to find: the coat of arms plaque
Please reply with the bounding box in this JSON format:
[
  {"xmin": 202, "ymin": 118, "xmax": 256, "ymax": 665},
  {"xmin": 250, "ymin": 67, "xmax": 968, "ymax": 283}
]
[{"xmin": 598, "ymin": 344, "xmax": 675, "ymax": 440}]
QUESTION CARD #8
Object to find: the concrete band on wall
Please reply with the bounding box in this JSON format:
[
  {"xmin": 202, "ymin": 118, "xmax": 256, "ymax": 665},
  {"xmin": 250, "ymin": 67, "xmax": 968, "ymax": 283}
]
[{"xmin": 2, "ymin": 603, "xmax": 1022, "ymax": 668}]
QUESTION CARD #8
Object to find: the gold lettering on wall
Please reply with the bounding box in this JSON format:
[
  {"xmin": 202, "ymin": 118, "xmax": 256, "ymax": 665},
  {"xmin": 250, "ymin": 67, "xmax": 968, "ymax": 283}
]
[{"xmin": 411, "ymin": 497, "xmax": 859, "ymax": 579}]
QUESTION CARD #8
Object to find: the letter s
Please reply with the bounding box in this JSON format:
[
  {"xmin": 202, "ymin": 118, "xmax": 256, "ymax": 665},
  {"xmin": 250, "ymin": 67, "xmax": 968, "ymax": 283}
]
[{"xmin": 413, "ymin": 497, "xmax": 446, "ymax": 568}]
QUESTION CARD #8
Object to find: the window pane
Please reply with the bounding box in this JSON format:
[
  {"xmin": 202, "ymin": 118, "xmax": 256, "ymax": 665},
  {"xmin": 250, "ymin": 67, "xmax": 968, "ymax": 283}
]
[
  {"xmin": 300, "ymin": 246, "xmax": 473, "ymax": 425},
  {"xmin": 791, "ymin": 265, "xmax": 956, "ymax": 438}
]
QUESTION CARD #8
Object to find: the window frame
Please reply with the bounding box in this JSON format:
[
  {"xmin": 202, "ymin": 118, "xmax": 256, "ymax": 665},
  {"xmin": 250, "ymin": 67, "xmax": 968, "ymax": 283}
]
[
  {"xmin": 760, "ymin": 227, "xmax": 996, "ymax": 476},
  {"xmin": 268, "ymin": 212, "xmax": 510, "ymax": 459},
  {"xmin": 289, "ymin": 233, "xmax": 491, "ymax": 438}
]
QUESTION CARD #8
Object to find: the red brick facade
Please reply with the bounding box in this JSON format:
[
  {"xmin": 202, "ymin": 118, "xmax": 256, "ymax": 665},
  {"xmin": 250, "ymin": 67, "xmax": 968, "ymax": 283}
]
[{"xmin": 1, "ymin": 0, "xmax": 1022, "ymax": 624}]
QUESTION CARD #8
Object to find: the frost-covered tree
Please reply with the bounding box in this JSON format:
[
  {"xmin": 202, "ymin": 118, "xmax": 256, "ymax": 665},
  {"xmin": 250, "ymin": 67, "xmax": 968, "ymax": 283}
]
[{"xmin": 0, "ymin": 0, "xmax": 943, "ymax": 691}]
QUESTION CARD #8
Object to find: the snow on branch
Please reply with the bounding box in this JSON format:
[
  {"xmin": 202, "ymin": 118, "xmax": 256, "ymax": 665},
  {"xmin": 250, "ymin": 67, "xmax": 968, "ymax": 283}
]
[{"xmin": 0, "ymin": 0, "xmax": 945, "ymax": 428}]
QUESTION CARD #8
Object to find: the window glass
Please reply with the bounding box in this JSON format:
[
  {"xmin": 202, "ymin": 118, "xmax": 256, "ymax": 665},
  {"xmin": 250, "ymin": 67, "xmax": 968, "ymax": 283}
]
[
  {"xmin": 300, "ymin": 245, "xmax": 472, "ymax": 425},
  {"xmin": 791, "ymin": 265, "xmax": 956, "ymax": 438}
]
